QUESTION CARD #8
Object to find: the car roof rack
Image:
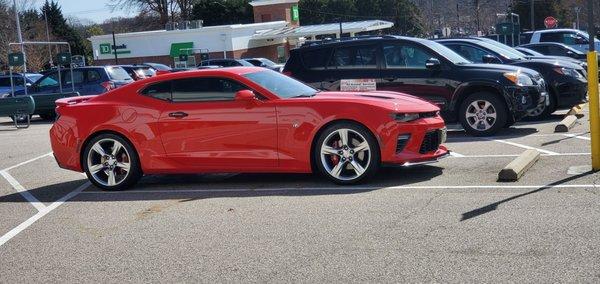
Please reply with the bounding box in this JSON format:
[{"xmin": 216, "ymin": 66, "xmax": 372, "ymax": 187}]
[{"xmin": 301, "ymin": 34, "xmax": 400, "ymax": 47}]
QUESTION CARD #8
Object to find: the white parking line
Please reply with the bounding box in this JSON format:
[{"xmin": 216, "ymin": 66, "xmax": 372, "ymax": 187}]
[
  {"xmin": 562, "ymin": 134, "xmax": 591, "ymax": 141},
  {"xmin": 0, "ymin": 182, "xmax": 89, "ymax": 247},
  {"xmin": 448, "ymin": 151, "xmax": 465, "ymax": 157},
  {"xmin": 488, "ymin": 139, "xmax": 559, "ymax": 155},
  {"xmin": 449, "ymin": 153, "xmax": 590, "ymax": 158},
  {"xmin": 2, "ymin": 152, "xmax": 53, "ymax": 172},
  {"xmin": 78, "ymin": 183, "xmax": 599, "ymax": 195},
  {"xmin": 0, "ymin": 170, "xmax": 46, "ymax": 212}
]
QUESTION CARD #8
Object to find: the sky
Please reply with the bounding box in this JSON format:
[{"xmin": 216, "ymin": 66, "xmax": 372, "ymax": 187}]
[{"xmin": 27, "ymin": 0, "xmax": 138, "ymax": 23}]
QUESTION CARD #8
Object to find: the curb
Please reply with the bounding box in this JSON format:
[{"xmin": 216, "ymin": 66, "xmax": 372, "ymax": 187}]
[
  {"xmin": 498, "ymin": 149, "xmax": 541, "ymax": 182},
  {"xmin": 566, "ymin": 104, "xmax": 585, "ymax": 119},
  {"xmin": 554, "ymin": 115, "xmax": 578, "ymax": 133}
]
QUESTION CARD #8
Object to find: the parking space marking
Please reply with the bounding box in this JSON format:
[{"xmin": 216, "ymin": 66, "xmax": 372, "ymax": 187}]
[
  {"xmin": 0, "ymin": 181, "xmax": 90, "ymax": 247},
  {"xmin": 0, "ymin": 170, "xmax": 46, "ymax": 212},
  {"xmin": 488, "ymin": 139, "xmax": 559, "ymax": 155},
  {"xmin": 450, "ymin": 152, "xmax": 590, "ymax": 158},
  {"xmin": 2, "ymin": 152, "xmax": 53, "ymax": 172},
  {"xmin": 562, "ymin": 134, "xmax": 591, "ymax": 141},
  {"xmin": 448, "ymin": 151, "xmax": 465, "ymax": 157},
  {"xmin": 78, "ymin": 183, "xmax": 599, "ymax": 195}
]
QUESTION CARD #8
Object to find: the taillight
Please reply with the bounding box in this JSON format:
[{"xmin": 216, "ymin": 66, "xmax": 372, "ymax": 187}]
[{"xmin": 101, "ymin": 81, "xmax": 116, "ymax": 91}]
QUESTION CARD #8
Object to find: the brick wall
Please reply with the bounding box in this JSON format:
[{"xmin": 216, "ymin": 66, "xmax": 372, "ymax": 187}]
[{"xmin": 253, "ymin": 3, "xmax": 299, "ymax": 27}]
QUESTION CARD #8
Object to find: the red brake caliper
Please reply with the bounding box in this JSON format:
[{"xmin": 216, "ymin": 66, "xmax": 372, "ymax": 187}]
[{"xmin": 330, "ymin": 140, "xmax": 340, "ymax": 165}]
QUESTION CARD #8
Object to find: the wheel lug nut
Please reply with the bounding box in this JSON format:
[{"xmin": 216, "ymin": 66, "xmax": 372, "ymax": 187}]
[
  {"xmin": 338, "ymin": 151, "xmax": 343, "ymax": 155},
  {"xmin": 350, "ymin": 150, "xmax": 354, "ymax": 154}
]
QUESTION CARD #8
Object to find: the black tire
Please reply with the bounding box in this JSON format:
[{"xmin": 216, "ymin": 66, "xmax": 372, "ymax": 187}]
[
  {"xmin": 524, "ymin": 93, "xmax": 556, "ymax": 121},
  {"xmin": 10, "ymin": 114, "xmax": 31, "ymax": 123},
  {"xmin": 82, "ymin": 133, "xmax": 142, "ymax": 191},
  {"xmin": 459, "ymin": 92, "xmax": 508, "ymax": 137},
  {"xmin": 39, "ymin": 112, "xmax": 57, "ymax": 121},
  {"xmin": 313, "ymin": 122, "xmax": 380, "ymax": 184}
]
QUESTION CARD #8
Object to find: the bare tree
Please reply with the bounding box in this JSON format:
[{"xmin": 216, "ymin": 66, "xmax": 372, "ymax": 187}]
[
  {"xmin": 176, "ymin": 0, "xmax": 195, "ymax": 21},
  {"xmin": 110, "ymin": 0, "xmax": 178, "ymax": 26}
]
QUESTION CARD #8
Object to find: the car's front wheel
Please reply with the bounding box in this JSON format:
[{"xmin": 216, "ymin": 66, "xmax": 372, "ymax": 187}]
[
  {"xmin": 313, "ymin": 122, "xmax": 380, "ymax": 184},
  {"xmin": 83, "ymin": 134, "xmax": 142, "ymax": 191},
  {"xmin": 459, "ymin": 92, "xmax": 507, "ymax": 137}
]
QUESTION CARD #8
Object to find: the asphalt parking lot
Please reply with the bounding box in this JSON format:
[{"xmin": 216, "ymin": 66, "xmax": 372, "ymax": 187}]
[{"xmin": 1, "ymin": 110, "xmax": 599, "ymax": 282}]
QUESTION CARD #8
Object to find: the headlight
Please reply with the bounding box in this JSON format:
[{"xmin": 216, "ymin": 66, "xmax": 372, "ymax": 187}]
[
  {"xmin": 554, "ymin": 67, "xmax": 583, "ymax": 78},
  {"xmin": 504, "ymin": 72, "xmax": 535, "ymax": 86},
  {"xmin": 393, "ymin": 113, "xmax": 420, "ymax": 122}
]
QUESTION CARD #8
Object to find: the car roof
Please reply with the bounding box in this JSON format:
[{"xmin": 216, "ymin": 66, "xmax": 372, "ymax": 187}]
[
  {"xmin": 155, "ymin": 66, "xmax": 265, "ymax": 78},
  {"xmin": 297, "ymin": 35, "xmax": 432, "ymax": 50},
  {"xmin": 533, "ymin": 29, "xmax": 584, "ymax": 34}
]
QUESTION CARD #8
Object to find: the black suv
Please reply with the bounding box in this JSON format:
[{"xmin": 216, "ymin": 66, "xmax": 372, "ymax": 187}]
[{"xmin": 283, "ymin": 36, "xmax": 548, "ymax": 136}]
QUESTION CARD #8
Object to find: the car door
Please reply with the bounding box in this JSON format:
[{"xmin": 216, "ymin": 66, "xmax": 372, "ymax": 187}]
[
  {"xmin": 84, "ymin": 69, "xmax": 107, "ymax": 95},
  {"xmin": 322, "ymin": 44, "xmax": 380, "ymax": 91},
  {"xmin": 61, "ymin": 69, "xmax": 84, "ymax": 94},
  {"xmin": 378, "ymin": 42, "xmax": 453, "ymax": 107},
  {"xmin": 156, "ymin": 76, "xmax": 278, "ymax": 170},
  {"xmin": 31, "ymin": 72, "xmax": 61, "ymax": 95}
]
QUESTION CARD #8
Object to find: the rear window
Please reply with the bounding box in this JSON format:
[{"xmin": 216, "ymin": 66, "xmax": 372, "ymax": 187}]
[
  {"xmin": 301, "ymin": 48, "xmax": 332, "ymax": 70},
  {"xmin": 135, "ymin": 67, "xmax": 155, "ymax": 77},
  {"xmin": 329, "ymin": 45, "xmax": 378, "ymax": 69},
  {"xmin": 520, "ymin": 33, "xmax": 533, "ymax": 44},
  {"xmin": 106, "ymin": 67, "xmax": 132, "ymax": 80}
]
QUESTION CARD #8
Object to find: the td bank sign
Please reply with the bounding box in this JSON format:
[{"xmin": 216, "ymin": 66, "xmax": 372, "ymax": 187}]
[{"xmin": 99, "ymin": 43, "xmax": 132, "ymax": 55}]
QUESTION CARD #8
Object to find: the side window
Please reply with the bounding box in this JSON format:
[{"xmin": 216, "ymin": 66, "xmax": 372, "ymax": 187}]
[
  {"xmin": 37, "ymin": 73, "xmax": 59, "ymax": 88},
  {"xmin": 529, "ymin": 45, "xmax": 549, "ymax": 54},
  {"xmin": 329, "ymin": 45, "xmax": 378, "ymax": 69},
  {"xmin": 171, "ymin": 77, "xmax": 246, "ymax": 102},
  {"xmin": 546, "ymin": 45, "xmax": 567, "ymax": 56},
  {"xmin": 141, "ymin": 81, "xmax": 171, "ymax": 101},
  {"xmin": 446, "ymin": 45, "xmax": 492, "ymax": 64},
  {"xmin": 87, "ymin": 70, "xmax": 102, "ymax": 83},
  {"xmin": 63, "ymin": 71, "xmax": 84, "ymax": 85},
  {"xmin": 383, "ymin": 44, "xmax": 435, "ymax": 68},
  {"xmin": 301, "ymin": 48, "xmax": 331, "ymax": 70},
  {"xmin": 540, "ymin": 32, "xmax": 566, "ymax": 43}
]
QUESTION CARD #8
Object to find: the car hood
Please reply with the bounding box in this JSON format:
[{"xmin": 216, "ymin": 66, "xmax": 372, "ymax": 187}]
[
  {"xmin": 519, "ymin": 58, "xmax": 584, "ymax": 70},
  {"xmin": 459, "ymin": 63, "xmax": 540, "ymax": 76},
  {"xmin": 312, "ymin": 91, "xmax": 439, "ymax": 113}
]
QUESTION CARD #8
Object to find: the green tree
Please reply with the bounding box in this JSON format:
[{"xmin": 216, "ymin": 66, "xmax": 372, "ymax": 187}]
[
  {"xmin": 42, "ymin": 0, "xmax": 87, "ymax": 57},
  {"xmin": 509, "ymin": 0, "xmax": 573, "ymax": 31},
  {"xmin": 190, "ymin": 0, "xmax": 253, "ymax": 26}
]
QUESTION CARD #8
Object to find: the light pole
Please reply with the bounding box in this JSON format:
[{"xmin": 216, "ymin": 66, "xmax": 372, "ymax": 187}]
[
  {"xmin": 43, "ymin": 9, "xmax": 53, "ymax": 66},
  {"xmin": 530, "ymin": 0, "xmax": 534, "ymax": 31},
  {"xmin": 12, "ymin": 0, "xmax": 26, "ymax": 72},
  {"xmin": 574, "ymin": 6, "xmax": 581, "ymax": 29}
]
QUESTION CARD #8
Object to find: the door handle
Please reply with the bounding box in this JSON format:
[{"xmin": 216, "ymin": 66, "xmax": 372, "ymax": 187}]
[{"xmin": 168, "ymin": 111, "xmax": 188, "ymax": 118}]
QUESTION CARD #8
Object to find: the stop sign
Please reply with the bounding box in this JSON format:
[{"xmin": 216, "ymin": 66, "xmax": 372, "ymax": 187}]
[{"xmin": 544, "ymin": 16, "xmax": 558, "ymax": 28}]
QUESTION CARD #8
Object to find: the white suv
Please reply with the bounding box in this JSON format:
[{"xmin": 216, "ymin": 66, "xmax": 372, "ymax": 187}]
[{"xmin": 521, "ymin": 29, "xmax": 600, "ymax": 53}]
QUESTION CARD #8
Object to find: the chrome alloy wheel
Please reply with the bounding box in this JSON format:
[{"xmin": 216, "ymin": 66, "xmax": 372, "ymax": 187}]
[
  {"xmin": 87, "ymin": 138, "xmax": 131, "ymax": 187},
  {"xmin": 320, "ymin": 128, "xmax": 371, "ymax": 181},
  {"xmin": 465, "ymin": 100, "xmax": 497, "ymax": 131}
]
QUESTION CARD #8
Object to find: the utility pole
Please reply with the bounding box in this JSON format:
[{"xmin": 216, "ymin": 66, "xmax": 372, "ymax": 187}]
[
  {"xmin": 586, "ymin": 0, "xmax": 600, "ymax": 170},
  {"xmin": 43, "ymin": 9, "xmax": 53, "ymax": 66},
  {"xmin": 112, "ymin": 31, "xmax": 118, "ymax": 64},
  {"xmin": 574, "ymin": 6, "xmax": 581, "ymax": 29},
  {"xmin": 456, "ymin": 3, "xmax": 460, "ymax": 32},
  {"xmin": 12, "ymin": 0, "xmax": 26, "ymax": 72},
  {"xmin": 530, "ymin": 0, "xmax": 534, "ymax": 30}
]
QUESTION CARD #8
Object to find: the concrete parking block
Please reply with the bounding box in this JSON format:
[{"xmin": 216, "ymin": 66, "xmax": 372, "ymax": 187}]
[
  {"xmin": 498, "ymin": 149, "xmax": 541, "ymax": 181},
  {"xmin": 554, "ymin": 115, "xmax": 579, "ymax": 133},
  {"xmin": 567, "ymin": 105, "xmax": 585, "ymax": 119}
]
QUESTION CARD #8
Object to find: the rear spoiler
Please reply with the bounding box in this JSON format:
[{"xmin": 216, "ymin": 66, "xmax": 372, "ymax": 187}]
[{"xmin": 55, "ymin": 95, "xmax": 95, "ymax": 107}]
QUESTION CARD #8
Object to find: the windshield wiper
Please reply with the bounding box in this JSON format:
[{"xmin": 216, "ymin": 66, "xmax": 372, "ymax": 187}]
[{"xmin": 290, "ymin": 92, "xmax": 317, "ymax": 98}]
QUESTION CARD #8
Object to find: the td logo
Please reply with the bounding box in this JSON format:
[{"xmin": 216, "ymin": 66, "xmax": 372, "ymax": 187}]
[{"xmin": 99, "ymin": 43, "xmax": 111, "ymax": 54}]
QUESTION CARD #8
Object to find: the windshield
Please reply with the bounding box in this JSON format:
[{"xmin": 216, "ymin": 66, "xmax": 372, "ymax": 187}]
[
  {"xmin": 25, "ymin": 74, "xmax": 42, "ymax": 83},
  {"xmin": 239, "ymin": 60, "xmax": 255, "ymax": 67},
  {"xmin": 243, "ymin": 70, "xmax": 317, "ymax": 99},
  {"xmin": 146, "ymin": 63, "xmax": 171, "ymax": 70},
  {"xmin": 107, "ymin": 67, "xmax": 133, "ymax": 81},
  {"xmin": 471, "ymin": 40, "xmax": 524, "ymax": 60},
  {"xmin": 476, "ymin": 38, "xmax": 530, "ymax": 58},
  {"xmin": 426, "ymin": 40, "xmax": 472, "ymax": 64}
]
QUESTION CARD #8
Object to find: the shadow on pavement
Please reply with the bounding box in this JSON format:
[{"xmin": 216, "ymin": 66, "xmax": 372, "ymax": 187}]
[
  {"xmin": 0, "ymin": 166, "xmax": 444, "ymax": 203},
  {"xmin": 460, "ymin": 170, "xmax": 595, "ymax": 222}
]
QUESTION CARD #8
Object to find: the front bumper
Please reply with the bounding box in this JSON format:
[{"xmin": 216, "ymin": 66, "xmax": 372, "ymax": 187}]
[
  {"xmin": 507, "ymin": 83, "xmax": 547, "ymax": 120},
  {"xmin": 553, "ymin": 78, "xmax": 588, "ymax": 108},
  {"xmin": 380, "ymin": 116, "xmax": 449, "ymax": 166}
]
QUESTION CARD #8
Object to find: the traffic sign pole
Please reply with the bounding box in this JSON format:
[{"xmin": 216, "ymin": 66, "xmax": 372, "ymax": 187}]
[{"xmin": 586, "ymin": 0, "xmax": 600, "ymax": 170}]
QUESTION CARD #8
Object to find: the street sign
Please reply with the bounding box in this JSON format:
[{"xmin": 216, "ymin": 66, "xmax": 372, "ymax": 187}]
[
  {"xmin": 544, "ymin": 16, "xmax": 558, "ymax": 28},
  {"xmin": 496, "ymin": 23, "xmax": 514, "ymax": 35},
  {"xmin": 8, "ymin": 52, "xmax": 24, "ymax": 67},
  {"xmin": 56, "ymin": 52, "xmax": 72, "ymax": 65},
  {"xmin": 291, "ymin": 5, "xmax": 299, "ymax": 21}
]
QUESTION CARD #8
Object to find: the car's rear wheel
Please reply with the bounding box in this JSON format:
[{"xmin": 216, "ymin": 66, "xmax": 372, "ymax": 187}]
[
  {"xmin": 313, "ymin": 122, "xmax": 380, "ymax": 184},
  {"xmin": 83, "ymin": 134, "xmax": 142, "ymax": 191},
  {"xmin": 459, "ymin": 92, "xmax": 507, "ymax": 137}
]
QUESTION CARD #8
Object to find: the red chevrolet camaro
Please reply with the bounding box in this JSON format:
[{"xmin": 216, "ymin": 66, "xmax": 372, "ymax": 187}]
[{"xmin": 50, "ymin": 67, "xmax": 448, "ymax": 190}]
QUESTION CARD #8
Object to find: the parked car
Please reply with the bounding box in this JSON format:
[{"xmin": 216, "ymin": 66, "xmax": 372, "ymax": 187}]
[
  {"xmin": 514, "ymin": 46, "xmax": 545, "ymax": 57},
  {"xmin": 0, "ymin": 73, "xmax": 43, "ymax": 96},
  {"xmin": 119, "ymin": 65, "xmax": 156, "ymax": 81},
  {"xmin": 143, "ymin": 63, "xmax": 172, "ymax": 75},
  {"xmin": 50, "ymin": 67, "xmax": 449, "ymax": 190},
  {"xmin": 437, "ymin": 38, "xmax": 587, "ymax": 118},
  {"xmin": 283, "ymin": 35, "xmax": 547, "ymax": 136},
  {"xmin": 520, "ymin": 29, "xmax": 600, "ymax": 53},
  {"xmin": 243, "ymin": 57, "xmax": 284, "ymax": 72},
  {"xmin": 519, "ymin": 42, "xmax": 587, "ymax": 61},
  {"xmin": 198, "ymin": 59, "xmax": 254, "ymax": 67},
  {"xmin": 15, "ymin": 66, "xmax": 133, "ymax": 97}
]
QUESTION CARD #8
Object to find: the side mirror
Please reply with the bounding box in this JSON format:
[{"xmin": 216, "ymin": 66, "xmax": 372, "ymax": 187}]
[
  {"xmin": 425, "ymin": 58, "xmax": 441, "ymax": 70},
  {"xmin": 234, "ymin": 89, "xmax": 257, "ymax": 102},
  {"xmin": 482, "ymin": 54, "xmax": 499, "ymax": 64},
  {"xmin": 25, "ymin": 83, "xmax": 32, "ymax": 87},
  {"xmin": 566, "ymin": 51, "xmax": 576, "ymax": 58}
]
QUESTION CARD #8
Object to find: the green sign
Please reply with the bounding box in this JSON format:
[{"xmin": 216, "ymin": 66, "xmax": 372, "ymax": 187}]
[
  {"xmin": 496, "ymin": 23, "xmax": 514, "ymax": 35},
  {"xmin": 291, "ymin": 5, "xmax": 299, "ymax": 21},
  {"xmin": 56, "ymin": 52, "xmax": 72, "ymax": 65},
  {"xmin": 99, "ymin": 43, "xmax": 132, "ymax": 55},
  {"xmin": 99, "ymin": 43, "xmax": 111, "ymax": 54},
  {"xmin": 8, "ymin": 52, "xmax": 24, "ymax": 66}
]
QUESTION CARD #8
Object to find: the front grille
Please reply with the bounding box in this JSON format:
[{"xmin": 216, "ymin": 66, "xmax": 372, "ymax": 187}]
[
  {"xmin": 396, "ymin": 134, "xmax": 410, "ymax": 153},
  {"xmin": 419, "ymin": 111, "xmax": 438, "ymax": 119},
  {"xmin": 419, "ymin": 130, "xmax": 442, "ymax": 154}
]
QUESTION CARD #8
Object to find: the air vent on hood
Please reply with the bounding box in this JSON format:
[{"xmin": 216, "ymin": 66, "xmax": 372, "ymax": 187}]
[{"xmin": 357, "ymin": 94, "xmax": 393, "ymax": 99}]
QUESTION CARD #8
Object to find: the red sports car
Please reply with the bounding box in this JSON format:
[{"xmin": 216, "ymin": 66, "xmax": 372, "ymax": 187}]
[{"xmin": 50, "ymin": 67, "xmax": 448, "ymax": 190}]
